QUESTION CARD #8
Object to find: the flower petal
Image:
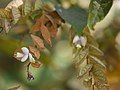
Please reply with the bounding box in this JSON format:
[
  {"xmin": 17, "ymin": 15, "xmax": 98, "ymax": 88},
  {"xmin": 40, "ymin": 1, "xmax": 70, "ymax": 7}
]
[
  {"xmin": 76, "ymin": 44, "xmax": 82, "ymax": 48},
  {"xmin": 79, "ymin": 36, "xmax": 87, "ymax": 47},
  {"xmin": 21, "ymin": 47, "xmax": 29, "ymax": 55},
  {"xmin": 29, "ymin": 53, "xmax": 35, "ymax": 63},
  {"xmin": 73, "ymin": 35, "xmax": 80, "ymax": 44},
  {"xmin": 21, "ymin": 54, "xmax": 28, "ymax": 62},
  {"xmin": 16, "ymin": 52, "xmax": 24, "ymax": 58}
]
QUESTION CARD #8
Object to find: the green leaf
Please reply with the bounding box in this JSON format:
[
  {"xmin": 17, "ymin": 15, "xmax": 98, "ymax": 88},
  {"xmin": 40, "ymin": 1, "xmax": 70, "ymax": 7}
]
[
  {"xmin": 55, "ymin": 5, "xmax": 88, "ymax": 34},
  {"xmin": 87, "ymin": 0, "xmax": 113, "ymax": 30},
  {"xmin": 78, "ymin": 64, "xmax": 93, "ymax": 78},
  {"xmin": 30, "ymin": 10, "xmax": 42, "ymax": 20},
  {"xmin": 35, "ymin": 0, "xmax": 43, "ymax": 10},
  {"xmin": 24, "ymin": 0, "xmax": 32, "ymax": 15}
]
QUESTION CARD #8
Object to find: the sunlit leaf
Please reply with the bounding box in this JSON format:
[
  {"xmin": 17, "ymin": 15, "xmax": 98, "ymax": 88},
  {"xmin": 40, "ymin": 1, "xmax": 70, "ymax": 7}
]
[
  {"xmin": 89, "ymin": 55, "xmax": 106, "ymax": 68},
  {"xmin": 74, "ymin": 49, "xmax": 88, "ymax": 67},
  {"xmin": 43, "ymin": 2, "xmax": 55, "ymax": 12},
  {"xmin": 34, "ymin": 0, "xmax": 42, "ymax": 10},
  {"xmin": 87, "ymin": 0, "xmax": 113, "ymax": 30},
  {"xmin": 92, "ymin": 68, "xmax": 107, "ymax": 83},
  {"xmin": 89, "ymin": 44, "xmax": 103, "ymax": 56},
  {"xmin": 5, "ymin": 0, "xmax": 23, "ymax": 10},
  {"xmin": 12, "ymin": 7, "xmax": 21, "ymax": 23},
  {"xmin": 0, "ymin": 9, "xmax": 11, "ymax": 19},
  {"xmin": 78, "ymin": 64, "xmax": 93, "ymax": 78},
  {"xmin": 24, "ymin": 0, "xmax": 32, "ymax": 15}
]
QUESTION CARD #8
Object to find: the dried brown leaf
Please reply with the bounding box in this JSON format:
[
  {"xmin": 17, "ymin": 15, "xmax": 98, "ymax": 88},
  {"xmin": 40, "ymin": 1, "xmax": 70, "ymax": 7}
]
[
  {"xmin": 78, "ymin": 64, "xmax": 93, "ymax": 78},
  {"xmin": 40, "ymin": 25, "xmax": 52, "ymax": 46},
  {"xmin": 32, "ymin": 15, "xmax": 48, "ymax": 32},
  {"xmin": 0, "ymin": 9, "xmax": 11, "ymax": 19},
  {"xmin": 45, "ymin": 15, "xmax": 57, "ymax": 37},
  {"xmin": 48, "ymin": 11, "xmax": 65, "ymax": 25},
  {"xmin": 83, "ymin": 76, "xmax": 92, "ymax": 87},
  {"xmin": 5, "ymin": 0, "xmax": 23, "ymax": 10},
  {"xmin": 31, "ymin": 34, "xmax": 45, "ymax": 49},
  {"xmin": 29, "ymin": 46, "xmax": 40, "ymax": 59},
  {"xmin": 31, "ymin": 61, "xmax": 42, "ymax": 68},
  {"xmin": 4, "ymin": 19, "xmax": 11, "ymax": 33},
  {"xmin": 12, "ymin": 7, "xmax": 21, "ymax": 23},
  {"xmin": 49, "ymin": 25, "xmax": 57, "ymax": 37}
]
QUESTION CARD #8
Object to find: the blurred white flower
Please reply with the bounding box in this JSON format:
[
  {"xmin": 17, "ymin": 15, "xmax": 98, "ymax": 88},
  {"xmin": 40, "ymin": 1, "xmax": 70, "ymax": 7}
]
[
  {"xmin": 73, "ymin": 35, "xmax": 87, "ymax": 48},
  {"xmin": 15, "ymin": 47, "xmax": 35, "ymax": 63}
]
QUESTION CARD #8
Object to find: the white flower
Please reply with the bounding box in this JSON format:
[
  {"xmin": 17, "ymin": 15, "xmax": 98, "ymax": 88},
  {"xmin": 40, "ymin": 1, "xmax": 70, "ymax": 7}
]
[
  {"xmin": 73, "ymin": 35, "xmax": 79, "ymax": 44},
  {"xmin": 73, "ymin": 35, "xmax": 87, "ymax": 48},
  {"xmin": 15, "ymin": 47, "xmax": 35, "ymax": 63}
]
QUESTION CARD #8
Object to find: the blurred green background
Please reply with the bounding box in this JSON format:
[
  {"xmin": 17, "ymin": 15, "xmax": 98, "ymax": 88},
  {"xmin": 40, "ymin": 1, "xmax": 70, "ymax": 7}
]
[{"xmin": 0, "ymin": 0, "xmax": 120, "ymax": 90}]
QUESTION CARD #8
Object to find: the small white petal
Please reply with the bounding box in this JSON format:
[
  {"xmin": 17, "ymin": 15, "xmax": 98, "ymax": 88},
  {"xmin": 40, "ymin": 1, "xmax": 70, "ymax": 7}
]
[
  {"xmin": 76, "ymin": 44, "xmax": 82, "ymax": 48},
  {"xmin": 21, "ymin": 55, "xmax": 28, "ymax": 62},
  {"xmin": 21, "ymin": 47, "xmax": 29, "ymax": 55},
  {"xmin": 29, "ymin": 53, "xmax": 35, "ymax": 63},
  {"xmin": 73, "ymin": 35, "xmax": 80, "ymax": 44},
  {"xmin": 79, "ymin": 36, "xmax": 87, "ymax": 47},
  {"xmin": 16, "ymin": 52, "xmax": 24, "ymax": 58}
]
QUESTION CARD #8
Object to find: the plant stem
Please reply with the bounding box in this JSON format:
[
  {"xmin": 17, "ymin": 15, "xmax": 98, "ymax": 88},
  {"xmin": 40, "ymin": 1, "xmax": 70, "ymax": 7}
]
[{"xmin": 92, "ymin": 85, "xmax": 94, "ymax": 90}]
